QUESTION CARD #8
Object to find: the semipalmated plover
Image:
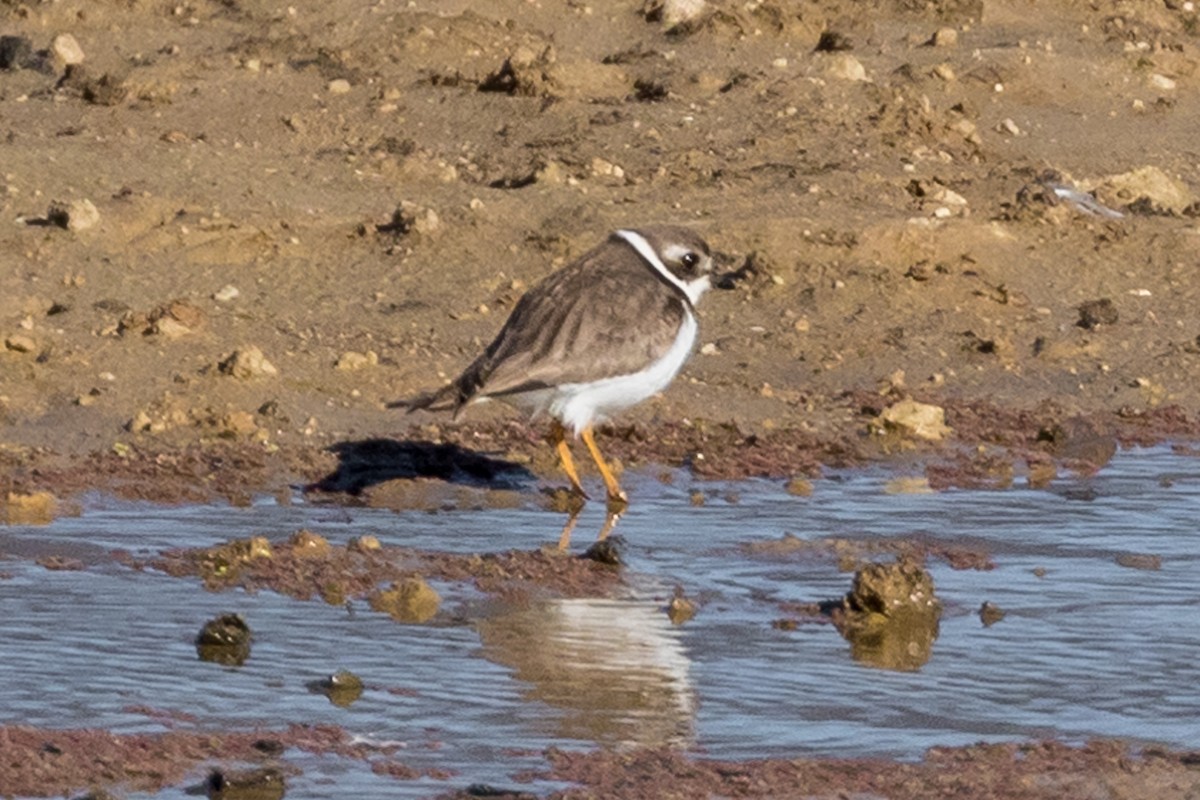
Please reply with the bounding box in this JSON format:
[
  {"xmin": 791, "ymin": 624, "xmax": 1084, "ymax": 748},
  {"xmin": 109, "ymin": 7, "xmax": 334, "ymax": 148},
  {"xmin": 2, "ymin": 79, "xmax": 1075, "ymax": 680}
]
[{"xmin": 394, "ymin": 225, "xmax": 714, "ymax": 508}]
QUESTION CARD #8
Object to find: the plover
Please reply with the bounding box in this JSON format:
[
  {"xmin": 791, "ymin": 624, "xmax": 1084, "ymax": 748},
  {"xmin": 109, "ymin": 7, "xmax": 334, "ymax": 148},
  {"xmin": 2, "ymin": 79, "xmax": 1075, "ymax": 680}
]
[{"xmin": 394, "ymin": 225, "xmax": 714, "ymax": 508}]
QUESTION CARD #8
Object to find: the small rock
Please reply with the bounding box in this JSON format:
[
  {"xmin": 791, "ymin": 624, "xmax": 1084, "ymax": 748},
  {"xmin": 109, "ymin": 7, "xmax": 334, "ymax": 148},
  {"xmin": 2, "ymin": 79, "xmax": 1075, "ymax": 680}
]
[
  {"xmin": 60, "ymin": 64, "xmax": 128, "ymax": 106},
  {"xmin": 1115, "ymin": 553, "xmax": 1162, "ymax": 570},
  {"xmin": 535, "ymin": 160, "xmax": 566, "ymax": 184},
  {"xmin": 666, "ymin": 588, "xmax": 696, "ymax": 625},
  {"xmin": 216, "ymin": 411, "xmax": 259, "ymax": 438},
  {"xmin": 218, "ymin": 346, "xmax": 278, "ymax": 379},
  {"xmin": 998, "ymin": 118, "xmax": 1021, "ymax": 136},
  {"xmin": 196, "ymin": 613, "xmax": 252, "ymax": 666},
  {"xmin": 582, "ymin": 536, "xmax": 624, "ymax": 566},
  {"xmin": 149, "ymin": 300, "xmax": 206, "ymax": 338},
  {"xmin": 654, "ymin": 0, "xmax": 707, "ymax": 28},
  {"xmin": 932, "ymin": 63, "xmax": 956, "ymax": 82},
  {"xmin": 348, "ymin": 534, "xmax": 382, "ymax": 553},
  {"xmin": 478, "ymin": 44, "xmax": 558, "ymax": 97},
  {"xmin": 979, "ymin": 601, "xmax": 1006, "ymax": 626},
  {"xmin": 591, "ymin": 157, "xmax": 624, "ymax": 178},
  {"xmin": 876, "ymin": 399, "xmax": 951, "ymax": 441},
  {"xmin": 825, "ymin": 53, "xmax": 868, "ymax": 82},
  {"xmin": 1149, "ymin": 73, "xmax": 1176, "ymax": 91},
  {"xmin": 205, "ymin": 766, "xmax": 285, "ymax": 800},
  {"xmin": 336, "ymin": 350, "xmax": 378, "ymax": 371},
  {"xmin": 327, "ymin": 78, "xmax": 351, "ymax": 94},
  {"xmin": 213, "ymin": 285, "xmax": 240, "ymax": 303},
  {"xmin": 368, "ymin": 577, "xmax": 440, "ymax": 623},
  {"xmin": 46, "ymin": 198, "xmax": 100, "ymax": 232},
  {"xmin": 1077, "ymin": 298, "xmax": 1118, "ymax": 329},
  {"xmin": 382, "ymin": 201, "xmax": 441, "ymax": 237},
  {"xmin": 127, "ymin": 410, "xmax": 153, "ymax": 433},
  {"xmin": 52, "ymin": 33, "xmax": 85, "ymax": 65},
  {"xmin": 4, "ymin": 334, "xmax": 36, "ymax": 353},
  {"xmin": 785, "ymin": 477, "xmax": 813, "ymax": 496},
  {"xmin": 311, "ymin": 670, "xmax": 364, "ymax": 707},
  {"xmin": 3, "ymin": 491, "xmax": 58, "ymax": 525},
  {"xmin": 884, "ymin": 476, "xmax": 935, "ymax": 494},
  {"xmin": 930, "ymin": 27, "xmax": 958, "ymax": 47},
  {"xmin": 289, "ymin": 529, "xmax": 331, "ymax": 558}
]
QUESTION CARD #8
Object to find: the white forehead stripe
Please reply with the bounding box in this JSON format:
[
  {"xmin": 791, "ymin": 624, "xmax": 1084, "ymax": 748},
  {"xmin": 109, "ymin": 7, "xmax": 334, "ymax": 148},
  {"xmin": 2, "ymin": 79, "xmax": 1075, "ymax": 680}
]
[{"xmin": 615, "ymin": 229, "xmax": 708, "ymax": 306}]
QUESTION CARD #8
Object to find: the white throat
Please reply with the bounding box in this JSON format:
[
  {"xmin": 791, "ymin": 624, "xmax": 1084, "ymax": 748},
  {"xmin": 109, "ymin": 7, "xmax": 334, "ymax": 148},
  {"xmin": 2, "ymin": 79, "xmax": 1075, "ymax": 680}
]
[{"xmin": 615, "ymin": 229, "xmax": 710, "ymax": 307}]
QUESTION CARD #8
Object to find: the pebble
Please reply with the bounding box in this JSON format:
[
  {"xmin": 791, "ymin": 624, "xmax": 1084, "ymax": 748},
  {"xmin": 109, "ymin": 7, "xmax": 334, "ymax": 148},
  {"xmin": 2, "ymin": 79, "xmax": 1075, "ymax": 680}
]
[
  {"xmin": 335, "ymin": 350, "xmax": 378, "ymax": 371},
  {"xmin": 52, "ymin": 33, "xmax": 85, "ymax": 65},
  {"xmin": 930, "ymin": 27, "xmax": 958, "ymax": 47},
  {"xmin": 979, "ymin": 601, "xmax": 1006, "ymax": 626},
  {"xmin": 213, "ymin": 284, "xmax": 240, "ymax": 302},
  {"xmin": 3, "ymin": 491, "xmax": 58, "ymax": 525},
  {"xmin": 4, "ymin": 334, "xmax": 36, "ymax": 353},
  {"xmin": 997, "ymin": 118, "xmax": 1021, "ymax": 136},
  {"xmin": 877, "ymin": 399, "xmax": 951, "ymax": 441},
  {"xmin": 327, "ymin": 78, "xmax": 351, "ymax": 94},
  {"xmin": 1149, "ymin": 73, "xmax": 1176, "ymax": 91},
  {"xmin": 932, "ymin": 63, "xmax": 956, "ymax": 82},
  {"xmin": 1077, "ymin": 298, "xmax": 1118, "ymax": 330},
  {"xmin": 785, "ymin": 477, "xmax": 814, "ymax": 497},
  {"xmin": 658, "ymin": 0, "xmax": 707, "ymax": 28},
  {"xmin": 218, "ymin": 346, "xmax": 279, "ymax": 379},
  {"xmin": 825, "ymin": 53, "xmax": 868, "ymax": 82},
  {"xmin": 391, "ymin": 201, "xmax": 441, "ymax": 237},
  {"xmin": 46, "ymin": 198, "xmax": 100, "ymax": 232},
  {"xmin": 591, "ymin": 157, "xmax": 625, "ymax": 179},
  {"xmin": 536, "ymin": 160, "xmax": 566, "ymax": 184}
]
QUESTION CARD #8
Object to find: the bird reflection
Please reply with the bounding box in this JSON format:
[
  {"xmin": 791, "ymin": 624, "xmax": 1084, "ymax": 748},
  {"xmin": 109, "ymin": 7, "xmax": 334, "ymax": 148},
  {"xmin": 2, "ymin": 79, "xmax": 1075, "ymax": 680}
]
[
  {"xmin": 475, "ymin": 598, "xmax": 695, "ymax": 748},
  {"xmin": 555, "ymin": 505, "xmax": 620, "ymax": 550}
]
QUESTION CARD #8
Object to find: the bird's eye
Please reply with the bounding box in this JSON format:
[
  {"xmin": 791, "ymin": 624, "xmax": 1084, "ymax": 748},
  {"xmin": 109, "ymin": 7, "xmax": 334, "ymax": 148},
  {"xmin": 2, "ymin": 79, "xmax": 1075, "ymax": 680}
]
[{"xmin": 681, "ymin": 252, "xmax": 699, "ymax": 270}]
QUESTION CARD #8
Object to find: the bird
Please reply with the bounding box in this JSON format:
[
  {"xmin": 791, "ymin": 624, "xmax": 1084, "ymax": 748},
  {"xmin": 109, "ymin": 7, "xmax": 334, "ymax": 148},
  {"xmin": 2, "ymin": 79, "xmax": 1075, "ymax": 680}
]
[{"xmin": 393, "ymin": 225, "xmax": 715, "ymax": 509}]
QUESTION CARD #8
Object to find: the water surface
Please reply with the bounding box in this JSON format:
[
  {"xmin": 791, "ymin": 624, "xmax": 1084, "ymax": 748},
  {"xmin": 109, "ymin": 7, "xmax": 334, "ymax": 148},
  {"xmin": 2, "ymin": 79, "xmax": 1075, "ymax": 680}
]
[{"xmin": 2, "ymin": 446, "xmax": 1198, "ymax": 797}]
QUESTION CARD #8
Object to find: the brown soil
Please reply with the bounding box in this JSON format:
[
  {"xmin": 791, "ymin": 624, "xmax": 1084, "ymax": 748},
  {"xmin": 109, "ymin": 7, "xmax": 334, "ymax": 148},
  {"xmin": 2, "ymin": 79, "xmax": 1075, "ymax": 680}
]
[{"xmin": 4, "ymin": 0, "xmax": 1200, "ymax": 796}]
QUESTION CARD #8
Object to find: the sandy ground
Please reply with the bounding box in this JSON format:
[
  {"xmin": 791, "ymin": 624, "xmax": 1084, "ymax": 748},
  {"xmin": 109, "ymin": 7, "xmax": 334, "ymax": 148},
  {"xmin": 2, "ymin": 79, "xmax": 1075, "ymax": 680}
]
[{"xmin": 3, "ymin": 0, "xmax": 1200, "ymax": 795}]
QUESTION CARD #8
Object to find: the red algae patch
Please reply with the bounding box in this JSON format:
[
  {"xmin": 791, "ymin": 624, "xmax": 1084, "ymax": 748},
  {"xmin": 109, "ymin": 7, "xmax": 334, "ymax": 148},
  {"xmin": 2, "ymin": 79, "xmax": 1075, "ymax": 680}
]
[
  {"xmin": 501, "ymin": 741, "xmax": 1200, "ymax": 800},
  {"xmin": 145, "ymin": 533, "xmax": 623, "ymax": 605},
  {"xmin": 0, "ymin": 723, "xmax": 414, "ymax": 798}
]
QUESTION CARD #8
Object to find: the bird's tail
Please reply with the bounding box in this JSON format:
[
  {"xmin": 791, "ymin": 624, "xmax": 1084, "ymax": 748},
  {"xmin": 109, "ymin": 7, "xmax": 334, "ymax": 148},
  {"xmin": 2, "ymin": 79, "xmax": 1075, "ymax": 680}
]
[{"xmin": 386, "ymin": 382, "xmax": 465, "ymax": 415}]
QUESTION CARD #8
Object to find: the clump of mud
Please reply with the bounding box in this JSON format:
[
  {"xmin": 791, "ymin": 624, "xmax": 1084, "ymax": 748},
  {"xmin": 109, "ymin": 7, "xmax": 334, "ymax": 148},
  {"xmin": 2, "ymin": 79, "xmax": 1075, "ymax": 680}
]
[
  {"xmin": 831, "ymin": 558, "xmax": 942, "ymax": 671},
  {"xmin": 195, "ymin": 612, "xmax": 253, "ymax": 667}
]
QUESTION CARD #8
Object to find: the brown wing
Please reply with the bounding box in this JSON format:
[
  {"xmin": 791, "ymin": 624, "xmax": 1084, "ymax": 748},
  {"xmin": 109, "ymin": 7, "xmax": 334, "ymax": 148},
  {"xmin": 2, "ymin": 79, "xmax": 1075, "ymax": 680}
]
[{"xmin": 457, "ymin": 237, "xmax": 689, "ymax": 404}]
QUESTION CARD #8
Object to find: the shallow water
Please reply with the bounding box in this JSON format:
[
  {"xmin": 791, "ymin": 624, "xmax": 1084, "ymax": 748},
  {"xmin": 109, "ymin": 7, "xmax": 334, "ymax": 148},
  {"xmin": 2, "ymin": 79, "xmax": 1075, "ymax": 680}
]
[{"xmin": 2, "ymin": 446, "xmax": 1199, "ymax": 798}]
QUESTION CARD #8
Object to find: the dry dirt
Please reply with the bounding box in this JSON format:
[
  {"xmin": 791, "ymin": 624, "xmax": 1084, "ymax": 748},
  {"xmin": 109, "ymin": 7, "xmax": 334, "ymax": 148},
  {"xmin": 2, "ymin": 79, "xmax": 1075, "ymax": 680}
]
[{"xmin": 3, "ymin": 0, "xmax": 1200, "ymax": 796}]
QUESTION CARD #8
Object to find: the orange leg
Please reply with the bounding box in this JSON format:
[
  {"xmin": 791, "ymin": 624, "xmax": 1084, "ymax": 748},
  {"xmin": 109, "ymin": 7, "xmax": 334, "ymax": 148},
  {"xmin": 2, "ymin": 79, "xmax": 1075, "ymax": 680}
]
[
  {"xmin": 580, "ymin": 426, "xmax": 628, "ymax": 509},
  {"xmin": 548, "ymin": 420, "xmax": 588, "ymax": 498}
]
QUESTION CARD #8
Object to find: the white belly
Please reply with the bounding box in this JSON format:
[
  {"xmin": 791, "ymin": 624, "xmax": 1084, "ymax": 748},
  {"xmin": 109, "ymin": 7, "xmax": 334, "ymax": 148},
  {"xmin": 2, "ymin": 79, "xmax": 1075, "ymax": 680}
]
[{"xmin": 506, "ymin": 309, "xmax": 698, "ymax": 435}]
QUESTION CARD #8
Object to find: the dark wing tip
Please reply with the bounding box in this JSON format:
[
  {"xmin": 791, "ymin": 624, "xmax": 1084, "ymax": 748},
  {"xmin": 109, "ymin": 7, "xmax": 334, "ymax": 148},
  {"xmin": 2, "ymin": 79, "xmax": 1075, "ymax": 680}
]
[{"xmin": 387, "ymin": 383, "xmax": 465, "ymax": 415}]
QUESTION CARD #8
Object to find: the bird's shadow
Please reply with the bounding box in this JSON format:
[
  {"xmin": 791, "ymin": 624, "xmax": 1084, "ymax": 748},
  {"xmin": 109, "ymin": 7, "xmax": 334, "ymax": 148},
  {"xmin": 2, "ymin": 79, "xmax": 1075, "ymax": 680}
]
[{"xmin": 305, "ymin": 438, "xmax": 535, "ymax": 496}]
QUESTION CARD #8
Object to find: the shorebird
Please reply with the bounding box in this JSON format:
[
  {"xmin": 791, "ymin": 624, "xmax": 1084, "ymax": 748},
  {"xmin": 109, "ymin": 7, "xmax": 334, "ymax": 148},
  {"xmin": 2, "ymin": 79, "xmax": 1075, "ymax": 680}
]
[{"xmin": 394, "ymin": 225, "xmax": 714, "ymax": 510}]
